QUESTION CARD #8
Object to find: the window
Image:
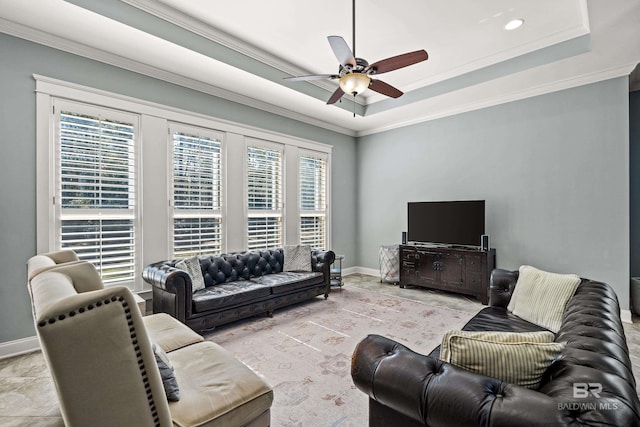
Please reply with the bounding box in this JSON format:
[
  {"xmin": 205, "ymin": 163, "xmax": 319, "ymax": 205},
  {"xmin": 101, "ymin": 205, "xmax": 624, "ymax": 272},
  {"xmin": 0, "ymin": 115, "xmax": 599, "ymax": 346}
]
[
  {"xmin": 247, "ymin": 142, "xmax": 283, "ymax": 250},
  {"xmin": 54, "ymin": 101, "xmax": 139, "ymax": 286},
  {"xmin": 299, "ymin": 153, "xmax": 327, "ymax": 250},
  {"xmin": 171, "ymin": 124, "xmax": 223, "ymax": 257},
  {"xmin": 37, "ymin": 77, "xmax": 332, "ymax": 290}
]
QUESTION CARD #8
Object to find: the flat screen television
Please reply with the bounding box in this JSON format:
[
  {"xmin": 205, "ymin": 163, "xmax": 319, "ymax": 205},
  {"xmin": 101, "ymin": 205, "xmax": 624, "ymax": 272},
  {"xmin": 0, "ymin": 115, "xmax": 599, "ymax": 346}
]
[{"xmin": 407, "ymin": 200, "xmax": 485, "ymax": 247}]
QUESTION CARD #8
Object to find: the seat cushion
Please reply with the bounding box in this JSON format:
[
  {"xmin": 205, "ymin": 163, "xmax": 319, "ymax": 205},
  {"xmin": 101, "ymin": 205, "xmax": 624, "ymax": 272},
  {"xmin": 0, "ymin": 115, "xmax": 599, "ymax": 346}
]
[
  {"xmin": 250, "ymin": 271, "xmax": 323, "ymax": 294},
  {"xmin": 143, "ymin": 313, "xmax": 204, "ymax": 353},
  {"xmin": 192, "ymin": 280, "xmax": 271, "ymax": 313},
  {"xmin": 168, "ymin": 341, "xmax": 273, "ymax": 427}
]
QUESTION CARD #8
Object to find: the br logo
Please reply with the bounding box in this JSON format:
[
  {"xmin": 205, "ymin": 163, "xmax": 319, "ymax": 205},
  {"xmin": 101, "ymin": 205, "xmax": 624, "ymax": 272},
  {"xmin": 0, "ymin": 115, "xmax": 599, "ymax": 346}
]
[{"xmin": 573, "ymin": 383, "xmax": 602, "ymax": 398}]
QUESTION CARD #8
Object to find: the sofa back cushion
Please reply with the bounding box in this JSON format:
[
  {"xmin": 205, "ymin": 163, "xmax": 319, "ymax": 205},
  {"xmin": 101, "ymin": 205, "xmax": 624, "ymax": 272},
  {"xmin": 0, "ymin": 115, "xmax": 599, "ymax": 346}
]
[{"xmin": 193, "ymin": 249, "xmax": 287, "ymax": 287}]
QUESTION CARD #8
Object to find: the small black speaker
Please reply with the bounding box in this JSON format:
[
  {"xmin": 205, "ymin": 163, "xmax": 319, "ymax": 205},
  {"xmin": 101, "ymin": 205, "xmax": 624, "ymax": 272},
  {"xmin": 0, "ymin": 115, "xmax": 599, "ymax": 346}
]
[
  {"xmin": 402, "ymin": 231, "xmax": 407, "ymax": 244},
  {"xmin": 481, "ymin": 234, "xmax": 489, "ymax": 251}
]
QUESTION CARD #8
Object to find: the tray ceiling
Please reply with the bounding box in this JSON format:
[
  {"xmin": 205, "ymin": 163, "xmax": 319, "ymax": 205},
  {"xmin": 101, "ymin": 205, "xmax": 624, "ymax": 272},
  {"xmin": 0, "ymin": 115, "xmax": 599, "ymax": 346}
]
[{"xmin": 0, "ymin": 0, "xmax": 639, "ymax": 135}]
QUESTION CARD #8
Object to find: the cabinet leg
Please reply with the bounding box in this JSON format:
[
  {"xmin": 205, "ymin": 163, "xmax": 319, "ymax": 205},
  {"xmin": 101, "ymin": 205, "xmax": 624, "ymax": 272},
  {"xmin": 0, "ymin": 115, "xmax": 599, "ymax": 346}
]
[{"xmin": 399, "ymin": 283, "xmax": 405, "ymax": 289}]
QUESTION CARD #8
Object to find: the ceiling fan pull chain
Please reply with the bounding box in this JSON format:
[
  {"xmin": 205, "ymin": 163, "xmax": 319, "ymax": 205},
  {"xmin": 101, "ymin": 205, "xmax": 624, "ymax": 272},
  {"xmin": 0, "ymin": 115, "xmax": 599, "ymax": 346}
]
[{"xmin": 353, "ymin": 94, "xmax": 356, "ymax": 117}]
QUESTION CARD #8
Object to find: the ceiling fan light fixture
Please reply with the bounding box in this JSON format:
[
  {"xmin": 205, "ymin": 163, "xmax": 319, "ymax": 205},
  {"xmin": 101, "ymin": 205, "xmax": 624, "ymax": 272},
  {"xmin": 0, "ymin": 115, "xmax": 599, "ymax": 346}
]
[{"xmin": 339, "ymin": 73, "xmax": 371, "ymax": 95}]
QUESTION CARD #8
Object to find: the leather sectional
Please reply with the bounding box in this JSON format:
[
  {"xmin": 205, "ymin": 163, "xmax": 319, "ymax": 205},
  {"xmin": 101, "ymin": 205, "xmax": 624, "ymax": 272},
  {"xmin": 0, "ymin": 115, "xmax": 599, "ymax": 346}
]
[{"xmin": 351, "ymin": 268, "xmax": 640, "ymax": 426}]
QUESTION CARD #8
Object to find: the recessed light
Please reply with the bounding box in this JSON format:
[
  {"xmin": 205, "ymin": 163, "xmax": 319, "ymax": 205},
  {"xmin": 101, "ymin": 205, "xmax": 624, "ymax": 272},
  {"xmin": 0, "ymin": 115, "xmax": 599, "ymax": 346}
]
[{"xmin": 505, "ymin": 19, "xmax": 524, "ymax": 30}]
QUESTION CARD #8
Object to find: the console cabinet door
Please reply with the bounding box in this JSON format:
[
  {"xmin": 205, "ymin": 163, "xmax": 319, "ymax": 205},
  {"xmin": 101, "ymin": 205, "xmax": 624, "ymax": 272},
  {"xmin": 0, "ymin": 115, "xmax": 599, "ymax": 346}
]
[
  {"xmin": 416, "ymin": 250, "xmax": 439, "ymax": 285},
  {"xmin": 440, "ymin": 253, "xmax": 464, "ymax": 287}
]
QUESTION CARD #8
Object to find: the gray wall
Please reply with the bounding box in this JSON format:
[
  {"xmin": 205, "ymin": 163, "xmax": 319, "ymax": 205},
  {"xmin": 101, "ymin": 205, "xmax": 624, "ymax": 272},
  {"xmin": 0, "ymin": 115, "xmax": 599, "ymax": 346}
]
[
  {"xmin": 357, "ymin": 78, "xmax": 631, "ymax": 309},
  {"xmin": 0, "ymin": 33, "xmax": 357, "ymax": 344},
  {"xmin": 631, "ymin": 90, "xmax": 640, "ymax": 277}
]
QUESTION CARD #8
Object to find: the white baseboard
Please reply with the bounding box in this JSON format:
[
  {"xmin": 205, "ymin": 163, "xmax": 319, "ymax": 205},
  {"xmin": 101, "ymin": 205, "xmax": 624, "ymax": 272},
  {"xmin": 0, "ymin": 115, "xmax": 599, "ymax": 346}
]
[
  {"xmin": 621, "ymin": 309, "xmax": 633, "ymax": 324},
  {"xmin": 0, "ymin": 336, "xmax": 40, "ymax": 359},
  {"xmin": 343, "ymin": 266, "xmax": 378, "ymax": 277}
]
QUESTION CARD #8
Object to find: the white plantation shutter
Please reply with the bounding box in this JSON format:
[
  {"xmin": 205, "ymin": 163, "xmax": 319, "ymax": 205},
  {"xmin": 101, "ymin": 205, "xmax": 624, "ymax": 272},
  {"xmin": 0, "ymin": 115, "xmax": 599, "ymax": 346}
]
[
  {"xmin": 55, "ymin": 102, "xmax": 139, "ymax": 286},
  {"xmin": 171, "ymin": 124, "xmax": 223, "ymax": 257},
  {"xmin": 299, "ymin": 154, "xmax": 327, "ymax": 250},
  {"xmin": 247, "ymin": 143, "xmax": 283, "ymax": 250}
]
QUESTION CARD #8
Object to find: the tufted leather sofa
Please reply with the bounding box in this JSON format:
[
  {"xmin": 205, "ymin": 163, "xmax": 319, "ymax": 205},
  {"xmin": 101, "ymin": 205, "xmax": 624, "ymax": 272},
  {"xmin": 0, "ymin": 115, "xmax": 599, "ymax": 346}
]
[
  {"xmin": 351, "ymin": 268, "xmax": 640, "ymax": 427},
  {"xmin": 143, "ymin": 248, "xmax": 335, "ymax": 331}
]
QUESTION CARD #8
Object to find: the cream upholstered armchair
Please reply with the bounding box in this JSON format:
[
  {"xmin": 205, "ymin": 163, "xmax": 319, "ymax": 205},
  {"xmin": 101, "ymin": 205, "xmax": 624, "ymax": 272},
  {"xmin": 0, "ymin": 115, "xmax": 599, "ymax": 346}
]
[{"xmin": 27, "ymin": 253, "xmax": 273, "ymax": 427}]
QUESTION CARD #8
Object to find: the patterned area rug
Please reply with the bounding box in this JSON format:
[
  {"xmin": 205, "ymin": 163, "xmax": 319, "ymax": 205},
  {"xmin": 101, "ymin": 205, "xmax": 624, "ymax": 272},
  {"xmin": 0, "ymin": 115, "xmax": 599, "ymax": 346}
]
[{"xmin": 205, "ymin": 287, "xmax": 473, "ymax": 427}]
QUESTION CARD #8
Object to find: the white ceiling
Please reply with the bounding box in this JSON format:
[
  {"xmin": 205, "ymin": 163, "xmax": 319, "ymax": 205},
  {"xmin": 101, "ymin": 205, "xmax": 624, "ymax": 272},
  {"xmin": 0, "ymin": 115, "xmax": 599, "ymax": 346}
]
[{"xmin": 0, "ymin": 0, "xmax": 639, "ymax": 136}]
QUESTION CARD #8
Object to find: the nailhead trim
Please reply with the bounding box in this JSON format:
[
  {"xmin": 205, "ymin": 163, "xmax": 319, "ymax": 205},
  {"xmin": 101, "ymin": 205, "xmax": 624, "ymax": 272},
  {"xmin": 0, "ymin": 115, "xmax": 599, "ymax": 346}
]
[{"xmin": 37, "ymin": 294, "xmax": 161, "ymax": 427}]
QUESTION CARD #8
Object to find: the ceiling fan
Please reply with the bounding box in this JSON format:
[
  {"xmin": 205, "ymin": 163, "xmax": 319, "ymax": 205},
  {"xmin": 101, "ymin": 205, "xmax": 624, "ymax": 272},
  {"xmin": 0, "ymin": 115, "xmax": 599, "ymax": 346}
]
[{"xmin": 284, "ymin": 0, "xmax": 428, "ymax": 106}]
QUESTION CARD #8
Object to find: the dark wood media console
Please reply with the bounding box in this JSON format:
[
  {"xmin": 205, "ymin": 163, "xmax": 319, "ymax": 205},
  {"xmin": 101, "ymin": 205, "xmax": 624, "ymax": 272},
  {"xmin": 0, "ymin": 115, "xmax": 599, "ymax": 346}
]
[{"xmin": 399, "ymin": 244, "xmax": 496, "ymax": 304}]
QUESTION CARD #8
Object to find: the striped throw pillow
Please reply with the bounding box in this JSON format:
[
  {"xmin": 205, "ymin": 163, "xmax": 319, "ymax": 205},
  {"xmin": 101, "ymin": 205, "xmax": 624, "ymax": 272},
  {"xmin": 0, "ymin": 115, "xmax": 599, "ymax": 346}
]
[
  {"xmin": 440, "ymin": 330, "xmax": 555, "ymax": 362},
  {"xmin": 441, "ymin": 330, "xmax": 563, "ymax": 389},
  {"xmin": 507, "ymin": 265, "xmax": 581, "ymax": 333}
]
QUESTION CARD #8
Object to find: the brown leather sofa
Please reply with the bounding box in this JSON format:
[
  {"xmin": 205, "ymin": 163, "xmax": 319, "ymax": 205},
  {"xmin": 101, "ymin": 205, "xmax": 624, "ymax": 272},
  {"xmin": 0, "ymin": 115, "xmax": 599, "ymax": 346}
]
[
  {"xmin": 351, "ymin": 269, "xmax": 640, "ymax": 427},
  {"xmin": 143, "ymin": 248, "xmax": 335, "ymax": 331}
]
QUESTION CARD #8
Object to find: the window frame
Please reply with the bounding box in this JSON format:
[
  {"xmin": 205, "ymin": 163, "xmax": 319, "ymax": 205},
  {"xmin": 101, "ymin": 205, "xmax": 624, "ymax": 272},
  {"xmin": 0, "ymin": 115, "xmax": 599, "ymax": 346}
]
[
  {"xmin": 168, "ymin": 122, "xmax": 226, "ymax": 258},
  {"xmin": 52, "ymin": 99, "xmax": 142, "ymax": 288},
  {"xmin": 298, "ymin": 150, "xmax": 328, "ymax": 250},
  {"xmin": 245, "ymin": 138, "xmax": 284, "ymax": 250}
]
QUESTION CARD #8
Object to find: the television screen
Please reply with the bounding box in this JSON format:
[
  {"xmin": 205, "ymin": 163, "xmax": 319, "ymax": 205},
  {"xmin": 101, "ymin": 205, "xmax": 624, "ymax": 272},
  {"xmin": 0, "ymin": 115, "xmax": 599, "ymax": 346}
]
[{"xmin": 407, "ymin": 200, "xmax": 485, "ymax": 246}]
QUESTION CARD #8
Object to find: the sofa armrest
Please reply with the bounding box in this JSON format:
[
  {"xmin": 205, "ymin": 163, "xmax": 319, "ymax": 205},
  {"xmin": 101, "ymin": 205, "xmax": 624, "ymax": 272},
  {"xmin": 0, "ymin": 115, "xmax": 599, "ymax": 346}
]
[
  {"xmin": 142, "ymin": 262, "xmax": 193, "ymax": 322},
  {"xmin": 489, "ymin": 268, "xmax": 519, "ymax": 308},
  {"xmin": 351, "ymin": 334, "xmax": 568, "ymax": 427},
  {"xmin": 312, "ymin": 250, "xmax": 336, "ymax": 283}
]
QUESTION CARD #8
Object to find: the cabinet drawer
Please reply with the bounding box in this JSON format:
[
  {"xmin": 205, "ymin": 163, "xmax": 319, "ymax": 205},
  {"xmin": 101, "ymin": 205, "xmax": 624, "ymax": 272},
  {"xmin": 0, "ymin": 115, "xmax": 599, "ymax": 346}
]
[{"xmin": 466, "ymin": 255, "xmax": 483, "ymax": 272}]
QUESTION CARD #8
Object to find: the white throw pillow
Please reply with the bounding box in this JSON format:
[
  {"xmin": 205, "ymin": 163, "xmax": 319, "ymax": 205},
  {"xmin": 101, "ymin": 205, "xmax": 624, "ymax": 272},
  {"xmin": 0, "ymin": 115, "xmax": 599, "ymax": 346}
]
[
  {"xmin": 175, "ymin": 255, "xmax": 205, "ymax": 292},
  {"xmin": 283, "ymin": 245, "xmax": 312, "ymax": 272},
  {"xmin": 507, "ymin": 265, "xmax": 581, "ymax": 333}
]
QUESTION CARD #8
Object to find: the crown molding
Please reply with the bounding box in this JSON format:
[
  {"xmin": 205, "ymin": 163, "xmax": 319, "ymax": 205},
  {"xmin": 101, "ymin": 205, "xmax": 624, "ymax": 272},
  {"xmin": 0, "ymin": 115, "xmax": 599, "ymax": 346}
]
[
  {"xmin": 0, "ymin": 17, "xmax": 356, "ymax": 136},
  {"xmin": 357, "ymin": 61, "xmax": 637, "ymax": 137}
]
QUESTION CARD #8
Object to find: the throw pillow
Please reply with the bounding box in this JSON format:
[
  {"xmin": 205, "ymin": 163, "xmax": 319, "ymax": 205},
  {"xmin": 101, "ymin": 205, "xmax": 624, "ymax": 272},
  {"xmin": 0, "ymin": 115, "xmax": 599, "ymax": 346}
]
[
  {"xmin": 439, "ymin": 330, "xmax": 555, "ymax": 363},
  {"xmin": 175, "ymin": 255, "xmax": 205, "ymax": 292},
  {"xmin": 152, "ymin": 343, "xmax": 180, "ymax": 402},
  {"xmin": 283, "ymin": 245, "xmax": 312, "ymax": 272},
  {"xmin": 507, "ymin": 265, "xmax": 581, "ymax": 333},
  {"xmin": 441, "ymin": 331, "xmax": 564, "ymax": 389}
]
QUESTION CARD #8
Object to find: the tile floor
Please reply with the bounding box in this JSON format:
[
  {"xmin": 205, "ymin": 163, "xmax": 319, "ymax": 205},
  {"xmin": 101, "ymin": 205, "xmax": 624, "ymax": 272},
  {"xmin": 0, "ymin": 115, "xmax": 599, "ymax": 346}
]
[{"xmin": 1, "ymin": 273, "xmax": 639, "ymax": 426}]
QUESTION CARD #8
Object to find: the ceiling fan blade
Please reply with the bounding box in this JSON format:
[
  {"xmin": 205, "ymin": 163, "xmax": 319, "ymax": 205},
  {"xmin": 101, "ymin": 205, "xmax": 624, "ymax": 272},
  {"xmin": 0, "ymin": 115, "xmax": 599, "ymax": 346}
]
[
  {"xmin": 284, "ymin": 74, "xmax": 338, "ymax": 82},
  {"xmin": 328, "ymin": 36, "xmax": 356, "ymax": 68},
  {"xmin": 369, "ymin": 79, "xmax": 403, "ymax": 98},
  {"xmin": 366, "ymin": 50, "xmax": 428, "ymax": 75},
  {"xmin": 327, "ymin": 87, "xmax": 345, "ymax": 105}
]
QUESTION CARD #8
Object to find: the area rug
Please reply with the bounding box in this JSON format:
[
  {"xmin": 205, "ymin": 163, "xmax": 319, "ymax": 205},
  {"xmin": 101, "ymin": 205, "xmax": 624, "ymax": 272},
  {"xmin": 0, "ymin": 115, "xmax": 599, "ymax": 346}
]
[{"xmin": 205, "ymin": 287, "xmax": 474, "ymax": 427}]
